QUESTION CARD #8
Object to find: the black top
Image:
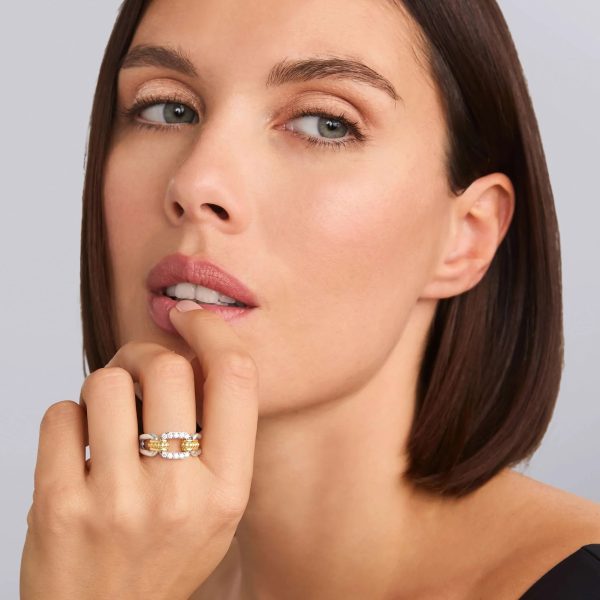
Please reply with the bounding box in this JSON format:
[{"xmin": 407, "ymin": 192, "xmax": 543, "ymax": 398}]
[{"xmin": 520, "ymin": 544, "xmax": 600, "ymax": 599}]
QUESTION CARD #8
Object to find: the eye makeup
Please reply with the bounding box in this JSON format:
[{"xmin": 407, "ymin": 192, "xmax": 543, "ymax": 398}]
[
  {"xmin": 117, "ymin": 77, "xmax": 372, "ymax": 151},
  {"xmin": 125, "ymin": 77, "xmax": 202, "ymax": 114}
]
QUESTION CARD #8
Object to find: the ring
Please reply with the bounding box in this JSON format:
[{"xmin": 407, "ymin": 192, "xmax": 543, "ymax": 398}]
[{"xmin": 139, "ymin": 431, "xmax": 202, "ymax": 459}]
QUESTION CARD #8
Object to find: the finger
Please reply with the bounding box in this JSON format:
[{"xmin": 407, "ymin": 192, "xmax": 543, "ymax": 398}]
[
  {"xmin": 34, "ymin": 401, "xmax": 86, "ymax": 490},
  {"xmin": 167, "ymin": 302, "xmax": 259, "ymax": 490},
  {"xmin": 78, "ymin": 390, "xmax": 90, "ymax": 447},
  {"xmin": 189, "ymin": 356, "xmax": 205, "ymax": 430},
  {"xmin": 107, "ymin": 342, "xmax": 198, "ymax": 464},
  {"xmin": 80, "ymin": 366, "xmax": 139, "ymax": 479}
]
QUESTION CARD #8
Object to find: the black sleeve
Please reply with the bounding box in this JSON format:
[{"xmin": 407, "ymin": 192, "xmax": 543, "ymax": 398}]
[{"xmin": 520, "ymin": 544, "xmax": 600, "ymax": 599}]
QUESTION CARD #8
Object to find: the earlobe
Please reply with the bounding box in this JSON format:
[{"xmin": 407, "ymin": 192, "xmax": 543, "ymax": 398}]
[{"xmin": 421, "ymin": 173, "xmax": 515, "ymax": 300}]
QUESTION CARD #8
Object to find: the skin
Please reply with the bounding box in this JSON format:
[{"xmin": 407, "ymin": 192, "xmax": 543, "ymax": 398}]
[
  {"xmin": 98, "ymin": 0, "xmax": 599, "ymax": 598},
  {"xmin": 104, "ymin": 0, "xmax": 510, "ymax": 596},
  {"xmin": 21, "ymin": 307, "xmax": 260, "ymax": 598}
]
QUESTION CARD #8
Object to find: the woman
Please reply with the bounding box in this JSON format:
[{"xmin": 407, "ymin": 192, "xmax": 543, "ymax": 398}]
[{"xmin": 20, "ymin": 0, "xmax": 600, "ymax": 598}]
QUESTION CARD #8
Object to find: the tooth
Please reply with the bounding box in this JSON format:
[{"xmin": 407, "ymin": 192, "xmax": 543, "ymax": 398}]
[
  {"xmin": 164, "ymin": 283, "xmax": 238, "ymax": 305},
  {"xmin": 195, "ymin": 285, "xmax": 221, "ymax": 304},
  {"xmin": 174, "ymin": 283, "xmax": 196, "ymax": 300},
  {"xmin": 218, "ymin": 293, "xmax": 237, "ymax": 304}
]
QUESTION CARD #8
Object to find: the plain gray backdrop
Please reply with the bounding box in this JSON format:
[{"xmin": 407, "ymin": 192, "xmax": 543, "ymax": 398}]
[{"xmin": 2, "ymin": 1, "xmax": 598, "ymax": 593}]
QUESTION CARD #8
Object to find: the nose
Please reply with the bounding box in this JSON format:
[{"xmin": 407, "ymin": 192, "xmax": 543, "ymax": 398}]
[{"xmin": 163, "ymin": 122, "xmax": 252, "ymax": 233}]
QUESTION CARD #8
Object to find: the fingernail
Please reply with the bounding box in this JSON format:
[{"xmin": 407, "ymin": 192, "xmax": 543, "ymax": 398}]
[{"xmin": 175, "ymin": 300, "xmax": 204, "ymax": 312}]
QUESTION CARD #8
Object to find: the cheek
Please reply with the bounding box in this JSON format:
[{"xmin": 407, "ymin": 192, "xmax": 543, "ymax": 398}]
[
  {"xmin": 102, "ymin": 140, "xmax": 173, "ymax": 342},
  {"xmin": 104, "ymin": 145, "xmax": 146, "ymax": 289},
  {"xmin": 252, "ymin": 157, "xmax": 449, "ymax": 411},
  {"xmin": 103, "ymin": 141, "xmax": 168, "ymax": 242},
  {"xmin": 275, "ymin": 158, "xmax": 448, "ymax": 310}
]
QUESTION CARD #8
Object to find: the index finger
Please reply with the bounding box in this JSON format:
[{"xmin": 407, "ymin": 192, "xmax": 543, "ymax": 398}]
[{"xmin": 167, "ymin": 302, "xmax": 259, "ymax": 492}]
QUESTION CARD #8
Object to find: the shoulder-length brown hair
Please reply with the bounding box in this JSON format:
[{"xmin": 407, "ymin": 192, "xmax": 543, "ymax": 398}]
[{"xmin": 81, "ymin": 0, "xmax": 563, "ymax": 498}]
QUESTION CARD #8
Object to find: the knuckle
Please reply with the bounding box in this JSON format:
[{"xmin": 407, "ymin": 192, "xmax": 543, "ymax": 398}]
[
  {"xmin": 105, "ymin": 344, "xmax": 129, "ymax": 368},
  {"xmin": 41, "ymin": 401, "xmax": 81, "ymax": 429},
  {"xmin": 114, "ymin": 340, "xmax": 143, "ymax": 358},
  {"xmin": 31, "ymin": 487, "xmax": 86, "ymax": 535},
  {"xmin": 154, "ymin": 496, "xmax": 192, "ymax": 527},
  {"xmin": 218, "ymin": 351, "xmax": 258, "ymax": 383},
  {"xmin": 147, "ymin": 352, "xmax": 192, "ymax": 381},
  {"xmin": 98, "ymin": 495, "xmax": 145, "ymax": 534},
  {"xmin": 82, "ymin": 367, "xmax": 132, "ymax": 397}
]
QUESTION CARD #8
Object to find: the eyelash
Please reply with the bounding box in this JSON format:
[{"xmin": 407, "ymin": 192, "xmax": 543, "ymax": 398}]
[{"xmin": 118, "ymin": 93, "xmax": 369, "ymax": 151}]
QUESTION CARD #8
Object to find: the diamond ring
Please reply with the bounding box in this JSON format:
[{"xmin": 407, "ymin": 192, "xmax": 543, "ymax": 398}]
[{"xmin": 139, "ymin": 431, "xmax": 202, "ymax": 459}]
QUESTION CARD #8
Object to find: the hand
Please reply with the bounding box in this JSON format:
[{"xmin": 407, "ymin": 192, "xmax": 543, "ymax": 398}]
[{"xmin": 20, "ymin": 303, "xmax": 258, "ymax": 599}]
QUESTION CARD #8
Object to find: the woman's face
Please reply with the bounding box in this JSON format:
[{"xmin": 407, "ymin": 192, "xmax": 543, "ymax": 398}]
[{"xmin": 104, "ymin": 0, "xmax": 453, "ymax": 415}]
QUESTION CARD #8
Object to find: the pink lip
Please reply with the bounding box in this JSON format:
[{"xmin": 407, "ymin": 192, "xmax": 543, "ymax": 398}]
[
  {"xmin": 146, "ymin": 253, "xmax": 258, "ymax": 333},
  {"xmin": 147, "ymin": 253, "xmax": 259, "ymax": 306},
  {"xmin": 148, "ymin": 293, "xmax": 255, "ymax": 333}
]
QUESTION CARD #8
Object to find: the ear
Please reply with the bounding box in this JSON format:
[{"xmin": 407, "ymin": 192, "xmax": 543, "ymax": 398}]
[{"xmin": 421, "ymin": 172, "xmax": 515, "ymax": 300}]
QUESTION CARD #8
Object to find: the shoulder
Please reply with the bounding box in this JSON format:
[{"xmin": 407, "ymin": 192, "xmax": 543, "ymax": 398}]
[
  {"xmin": 508, "ymin": 470, "xmax": 600, "ymax": 530},
  {"xmin": 473, "ymin": 470, "xmax": 600, "ymax": 599}
]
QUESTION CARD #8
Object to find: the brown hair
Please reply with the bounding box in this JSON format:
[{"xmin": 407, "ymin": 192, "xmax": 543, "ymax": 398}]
[{"xmin": 80, "ymin": 0, "xmax": 563, "ymax": 498}]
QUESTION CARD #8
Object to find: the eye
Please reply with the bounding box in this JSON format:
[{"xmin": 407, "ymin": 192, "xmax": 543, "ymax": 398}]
[
  {"xmin": 138, "ymin": 101, "xmax": 198, "ymax": 125},
  {"xmin": 283, "ymin": 106, "xmax": 367, "ymax": 150},
  {"xmin": 288, "ymin": 113, "xmax": 348, "ymax": 139},
  {"xmin": 119, "ymin": 95, "xmax": 368, "ymax": 150}
]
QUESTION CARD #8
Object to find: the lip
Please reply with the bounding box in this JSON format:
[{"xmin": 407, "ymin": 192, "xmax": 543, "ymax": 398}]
[
  {"xmin": 146, "ymin": 253, "xmax": 258, "ymax": 333},
  {"xmin": 146, "ymin": 253, "xmax": 259, "ymax": 307}
]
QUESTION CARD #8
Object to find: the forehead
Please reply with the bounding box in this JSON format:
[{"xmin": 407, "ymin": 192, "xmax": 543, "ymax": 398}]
[{"xmin": 130, "ymin": 0, "xmax": 431, "ymax": 103}]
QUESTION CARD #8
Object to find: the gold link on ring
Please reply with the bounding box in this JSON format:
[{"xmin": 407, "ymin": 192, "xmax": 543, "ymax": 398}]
[
  {"xmin": 181, "ymin": 438, "xmax": 200, "ymax": 452},
  {"xmin": 146, "ymin": 439, "xmax": 169, "ymax": 452}
]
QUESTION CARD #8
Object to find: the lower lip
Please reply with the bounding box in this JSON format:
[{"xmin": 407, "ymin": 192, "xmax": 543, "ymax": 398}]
[{"xmin": 148, "ymin": 292, "xmax": 255, "ymax": 334}]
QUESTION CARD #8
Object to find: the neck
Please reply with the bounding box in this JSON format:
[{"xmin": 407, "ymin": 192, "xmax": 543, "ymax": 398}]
[{"xmin": 233, "ymin": 301, "xmax": 463, "ymax": 598}]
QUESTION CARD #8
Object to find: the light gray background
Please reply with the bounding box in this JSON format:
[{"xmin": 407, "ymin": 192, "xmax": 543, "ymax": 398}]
[{"xmin": 1, "ymin": 0, "xmax": 598, "ymax": 593}]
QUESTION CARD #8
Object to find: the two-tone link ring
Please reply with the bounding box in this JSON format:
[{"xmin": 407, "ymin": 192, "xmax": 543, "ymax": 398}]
[{"xmin": 139, "ymin": 432, "xmax": 202, "ymax": 459}]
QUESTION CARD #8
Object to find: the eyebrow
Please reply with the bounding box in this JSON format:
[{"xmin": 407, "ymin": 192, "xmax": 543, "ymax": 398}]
[
  {"xmin": 121, "ymin": 44, "xmax": 198, "ymax": 77},
  {"xmin": 120, "ymin": 44, "xmax": 401, "ymax": 103}
]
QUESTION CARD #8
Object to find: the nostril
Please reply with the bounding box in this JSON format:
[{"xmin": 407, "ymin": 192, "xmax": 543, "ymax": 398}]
[
  {"xmin": 208, "ymin": 203, "xmax": 228, "ymax": 219},
  {"xmin": 173, "ymin": 201, "xmax": 229, "ymax": 220},
  {"xmin": 173, "ymin": 202, "xmax": 184, "ymax": 218}
]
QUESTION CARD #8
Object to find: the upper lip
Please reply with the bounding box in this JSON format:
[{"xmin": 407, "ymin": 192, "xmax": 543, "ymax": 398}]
[{"xmin": 147, "ymin": 253, "xmax": 259, "ymax": 307}]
